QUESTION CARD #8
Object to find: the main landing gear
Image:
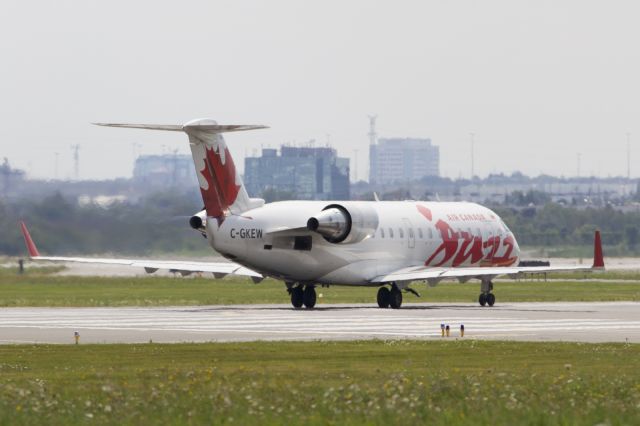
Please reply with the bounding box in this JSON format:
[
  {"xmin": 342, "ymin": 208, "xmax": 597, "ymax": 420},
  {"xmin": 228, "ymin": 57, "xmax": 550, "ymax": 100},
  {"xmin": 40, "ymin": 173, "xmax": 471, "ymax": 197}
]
[
  {"xmin": 289, "ymin": 284, "xmax": 316, "ymax": 309},
  {"xmin": 377, "ymin": 284, "xmax": 403, "ymax": 309},
  {"xmin": 479, "ymin": 280, "xmax": 496, "ymax": 307}
]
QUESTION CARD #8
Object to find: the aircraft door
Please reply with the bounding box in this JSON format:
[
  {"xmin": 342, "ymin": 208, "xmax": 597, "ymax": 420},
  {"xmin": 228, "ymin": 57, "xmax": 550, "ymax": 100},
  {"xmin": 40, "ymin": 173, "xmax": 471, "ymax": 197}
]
[{"xmin": 402, "ymin": 218, "xmax": 415, "ymax": 249}]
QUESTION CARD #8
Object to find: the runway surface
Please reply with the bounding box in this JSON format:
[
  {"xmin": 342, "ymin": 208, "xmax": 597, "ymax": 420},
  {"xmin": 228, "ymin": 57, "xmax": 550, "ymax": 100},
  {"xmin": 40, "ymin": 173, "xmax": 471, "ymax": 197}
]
[{"xmin": 1, "ymin": 302, "xmax": 639, "ymax": 344}]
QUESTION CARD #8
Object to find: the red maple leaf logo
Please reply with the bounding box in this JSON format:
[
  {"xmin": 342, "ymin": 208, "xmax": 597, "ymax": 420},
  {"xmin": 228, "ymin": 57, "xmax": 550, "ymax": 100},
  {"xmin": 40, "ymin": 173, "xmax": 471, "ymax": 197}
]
[{"xmin": 199, "ymin": 146, "xmax": 240, "ymax": 222}]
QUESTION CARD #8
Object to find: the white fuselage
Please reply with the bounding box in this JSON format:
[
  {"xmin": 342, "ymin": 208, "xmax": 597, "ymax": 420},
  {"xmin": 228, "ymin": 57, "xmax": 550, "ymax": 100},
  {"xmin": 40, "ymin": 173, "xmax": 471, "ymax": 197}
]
[{"xmin": 206, "ymin": 201, "xmax": 520, "ymax": 285}]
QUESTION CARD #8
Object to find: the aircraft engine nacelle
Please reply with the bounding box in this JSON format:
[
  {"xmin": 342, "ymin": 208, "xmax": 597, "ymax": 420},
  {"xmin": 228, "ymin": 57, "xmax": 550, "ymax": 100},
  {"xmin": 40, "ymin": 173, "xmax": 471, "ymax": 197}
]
[
  {"xmin": 189, "ymin": 209, "xmax": 207, "ymax": 232},
  {"xmin": 306, "ymin": 203, "xmax": 379, "ymax": 244}
]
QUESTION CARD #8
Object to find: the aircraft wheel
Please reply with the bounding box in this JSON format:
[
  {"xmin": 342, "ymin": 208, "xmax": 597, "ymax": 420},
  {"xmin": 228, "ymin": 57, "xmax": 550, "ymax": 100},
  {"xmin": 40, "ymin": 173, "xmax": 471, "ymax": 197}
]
[
  {"xmin": 478, "ymin": 293, "xmax": 487, "ymax": 307},
  {"xmin": 303, "ymin": 286, "xmax": 317, "ymax": 309},
  {"xmin": 377, "ymin": 287, "xmax": 390, "ymax": 308},
  {"xmin": 486, "ymin": 293, "xmax": 495, "ymax": 307},
  {"xmin": 389, "ymin": 287, "xmax": 403, "ymax": 309},
  {"xmin": 291, "ymin": 287, "xmax": 304, "ymax": 308}
]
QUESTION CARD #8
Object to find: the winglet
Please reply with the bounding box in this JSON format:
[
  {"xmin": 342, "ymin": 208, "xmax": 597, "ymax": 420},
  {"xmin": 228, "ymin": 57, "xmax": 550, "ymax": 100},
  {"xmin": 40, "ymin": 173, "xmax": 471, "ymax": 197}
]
[
  {"xmin": 593, "ymin": 230, "xmax": 604, "ymax": 269},
  {"xmin": 19, "ymin": 221, "xmax": 40, "ymax": 257}
]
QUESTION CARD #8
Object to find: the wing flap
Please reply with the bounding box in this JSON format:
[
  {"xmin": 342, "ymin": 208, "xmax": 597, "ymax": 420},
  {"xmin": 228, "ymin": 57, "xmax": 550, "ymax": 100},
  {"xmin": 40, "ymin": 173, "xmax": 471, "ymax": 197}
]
[
  {"xmin": 372, "ymin": 264, "xmax": 600, "ymax": 284},
  {"xmin": 371, "ymin": 266, "xmax": 445, "ymax": 283}
]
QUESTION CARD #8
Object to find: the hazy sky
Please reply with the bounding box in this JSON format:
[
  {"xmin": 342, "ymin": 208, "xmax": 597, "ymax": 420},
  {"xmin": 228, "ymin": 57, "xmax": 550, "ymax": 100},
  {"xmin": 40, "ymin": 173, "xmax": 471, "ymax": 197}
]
[{"xmin": 1, "ymin": 1, "xmax": 638, "ymax": 181}]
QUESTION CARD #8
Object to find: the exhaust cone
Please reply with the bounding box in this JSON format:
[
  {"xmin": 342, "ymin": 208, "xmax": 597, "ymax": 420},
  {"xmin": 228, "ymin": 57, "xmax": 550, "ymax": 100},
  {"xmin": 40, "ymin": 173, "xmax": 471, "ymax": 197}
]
[{"xmin": 306, "ymin": 208, "xmax": 350, "ymax": 242}]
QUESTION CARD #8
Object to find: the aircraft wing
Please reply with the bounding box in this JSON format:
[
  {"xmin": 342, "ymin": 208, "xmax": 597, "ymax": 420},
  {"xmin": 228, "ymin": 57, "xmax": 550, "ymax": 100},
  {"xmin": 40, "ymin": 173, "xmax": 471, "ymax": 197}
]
[
  {"xmin": 19, "ymin": 222, "xmax": 264, "ymax": 281},
  {"xmin": 371, "ymin": 231, "xmax": 605, "ymax": 284}
]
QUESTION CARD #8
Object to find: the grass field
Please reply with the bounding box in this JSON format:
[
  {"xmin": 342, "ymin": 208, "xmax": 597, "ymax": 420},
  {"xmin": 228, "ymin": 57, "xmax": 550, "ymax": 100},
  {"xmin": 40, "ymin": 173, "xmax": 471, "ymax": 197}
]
[
  {"xmin": 1, "ymin": 267, "xmax": 640, "ymax": 307},
  {"xmin": 0, "ymin": 341, "xmax": 638, "ymax": 425}
]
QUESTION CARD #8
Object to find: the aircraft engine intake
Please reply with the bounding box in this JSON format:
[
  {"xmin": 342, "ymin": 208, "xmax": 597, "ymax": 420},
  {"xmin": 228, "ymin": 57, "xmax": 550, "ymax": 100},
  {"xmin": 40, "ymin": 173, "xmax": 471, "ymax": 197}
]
[{"xmin": 307, "ymin": 203, "xmax": 379, "ymax": 244}]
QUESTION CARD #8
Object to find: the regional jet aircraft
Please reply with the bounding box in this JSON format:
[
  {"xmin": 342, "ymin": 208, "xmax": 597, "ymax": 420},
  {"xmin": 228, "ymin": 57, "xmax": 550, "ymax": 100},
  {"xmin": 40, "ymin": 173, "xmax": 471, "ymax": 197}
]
[{"xmin": 20, "ymin": 119, "xmax": 605, "ymax": 309}]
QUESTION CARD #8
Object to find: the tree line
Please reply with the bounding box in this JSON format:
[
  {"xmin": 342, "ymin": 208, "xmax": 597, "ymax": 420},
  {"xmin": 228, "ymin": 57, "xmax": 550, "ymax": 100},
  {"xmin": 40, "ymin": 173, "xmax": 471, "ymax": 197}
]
[
  {"xmin": 0, "ymin": 191, "xmax": 209, "ymax": 256},
  {"xmin": 494, "ymin": 204, "xmax": 640, "ymax": 254},
  {"xmin": 1, "ymin": 192, "xmax": 639, "ymax": 256}
]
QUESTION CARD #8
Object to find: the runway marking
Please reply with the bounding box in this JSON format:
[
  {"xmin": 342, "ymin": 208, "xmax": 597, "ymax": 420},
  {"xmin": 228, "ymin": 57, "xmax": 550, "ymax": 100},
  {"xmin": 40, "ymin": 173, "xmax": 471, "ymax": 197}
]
[
  {"xmin": 4, "ymin": 318, "xmax": 640, "ymax": 333},
  {"xmin": 3, "ymin": 319, "xmax": 640, "ymax": 329},
  {"xmin": 3, "ymin": 317, "xmax": 640, "ymax": 327},
  {"xmin": 1, "ymin": 303, "xmax": 640, "ymax": 343}
]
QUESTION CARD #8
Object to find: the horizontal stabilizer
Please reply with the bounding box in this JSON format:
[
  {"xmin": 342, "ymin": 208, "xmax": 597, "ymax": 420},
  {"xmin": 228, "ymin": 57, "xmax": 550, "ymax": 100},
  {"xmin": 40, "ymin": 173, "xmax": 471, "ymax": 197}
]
[{"xmin": 93, "ymin": 122, "xmax": 268, "ymax": 134}]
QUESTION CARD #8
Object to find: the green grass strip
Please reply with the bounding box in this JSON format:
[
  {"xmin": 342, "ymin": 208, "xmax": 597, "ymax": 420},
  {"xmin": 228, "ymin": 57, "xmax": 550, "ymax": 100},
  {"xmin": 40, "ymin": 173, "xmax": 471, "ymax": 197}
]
[
  {"xmin": 0, "ymin": 340, "xmax": 639, "ymax": 425},
  {"xmin": 1, "ymin": 272, "xmax": 640, "ymax": 307}
]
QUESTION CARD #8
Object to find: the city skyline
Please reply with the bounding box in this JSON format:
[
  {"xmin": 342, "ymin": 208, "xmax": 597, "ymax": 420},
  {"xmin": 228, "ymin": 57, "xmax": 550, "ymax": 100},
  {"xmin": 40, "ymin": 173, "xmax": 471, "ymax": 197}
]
[
  {"xmin": 2, "ymin": 130, "xmax": 637, "ymax": 183},
  {"xmin": 0, "ymin": 1, "xmax": 638, "ymax": 180}
]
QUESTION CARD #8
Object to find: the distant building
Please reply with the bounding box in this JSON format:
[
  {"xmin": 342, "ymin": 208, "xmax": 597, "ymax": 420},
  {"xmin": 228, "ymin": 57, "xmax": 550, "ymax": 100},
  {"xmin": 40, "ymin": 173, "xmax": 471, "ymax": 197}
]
[
  {"xmin": 133, "ymin": 154, "xmax": 197, "ymax": 187},
  {"xmin": 0, "ymin": 158, "xmax": 25, "ymax": 197},
  {"xmin": 369, "ymin": 138, "xmax": 439, "ymax": 184},
  {"xmin": 245, "ymin": 146, "xmax": 350, "ymax": 200}
]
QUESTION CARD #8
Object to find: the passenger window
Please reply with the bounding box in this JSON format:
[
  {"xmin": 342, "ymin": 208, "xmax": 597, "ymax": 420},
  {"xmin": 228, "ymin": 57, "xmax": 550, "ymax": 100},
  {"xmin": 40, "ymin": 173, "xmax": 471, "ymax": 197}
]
[
  {"xmin": 399, "ymin": 228, "xmax": 404, "ymax": 238},
  {"xmin": 389, "ymin": 228, "xmax": 394, "ymax": 238},
  {"xmin": 428, "ymin": 228, "xmax": 433, "ymax": 239},
  {"xmin": 418, "ymin": 228, "xmax": 423, "ymax": 239},
  {"xmin": 409, "ymin": 228, "xmax": 415, "ymax": 238},
  {"xmin": 380, "ymin": 228, "xmax": 385, "ymax": 238}
]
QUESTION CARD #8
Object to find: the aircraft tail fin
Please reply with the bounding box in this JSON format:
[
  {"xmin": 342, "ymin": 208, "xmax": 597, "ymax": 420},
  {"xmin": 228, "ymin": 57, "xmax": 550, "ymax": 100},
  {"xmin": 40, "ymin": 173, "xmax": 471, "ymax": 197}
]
[
  {"xmin": 593, "ymin": 230, "xmax": 604, "ymax": 269},
  {"xmin": 20, "ymin": 221, "xmax": 40, "ymax": 257},
  {"xmin": 95, "ymin": 119, "xmax": 268, "ymax": 221}
]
